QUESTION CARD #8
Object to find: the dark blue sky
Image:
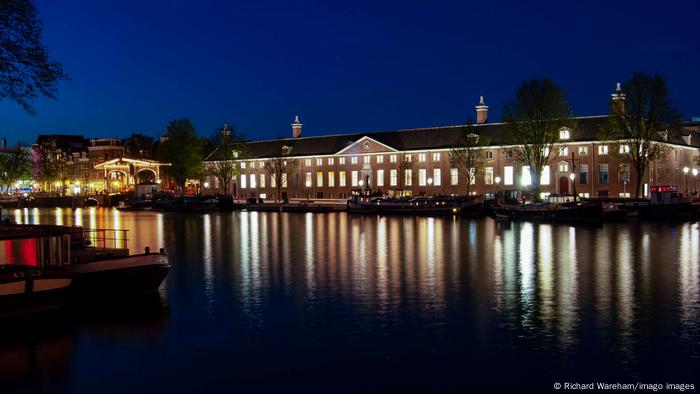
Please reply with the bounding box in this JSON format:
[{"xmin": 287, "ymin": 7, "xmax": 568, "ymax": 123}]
[{"xmin": 2, "ymin": 0, "xmax": 699, "ymax": 144}]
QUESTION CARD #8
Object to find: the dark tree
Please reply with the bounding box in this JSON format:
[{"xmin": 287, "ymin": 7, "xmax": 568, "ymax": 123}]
[
  {"xmin": 124, "ymin": 133, "xmax": 155, "ymax": 159},
  {"xmin": 599, "ymin": 72, "xmax": 679, "ymax": 198},
  {"xmin": 264, "ymin": 146, "xmax": 297, "ymax": 202},
  {"xmin": 35, "ymin": 137, "xmax": 65, "ymax": 190},
  {"xmin": 0, "ymin": 142, "xmax": 31, "ymax": 191},
  {"xmin": 157, "ymin": 119, "xmax": 203, "ymax": 192},
  {"xmin": 0, "ymin": 0, "xmax": 68, "ymax": 113},
  {"xmin": 204, "ymin": 123, "xmax": 249, "ymax": 195},
  {"xmin": 503, "ymin": 78, "xmax": 576, "ymax": 201},
  {"xmin": 448, "ymin": 119, "xmax": 490, "ymax": 195}
]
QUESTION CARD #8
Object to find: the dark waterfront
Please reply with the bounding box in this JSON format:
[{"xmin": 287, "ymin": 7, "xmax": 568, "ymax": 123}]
[{"xmin": 1, "ymin": 208, "xmax": 699, "ymax": 392}]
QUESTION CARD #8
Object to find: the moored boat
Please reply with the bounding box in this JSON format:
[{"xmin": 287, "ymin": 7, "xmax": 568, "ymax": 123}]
[
  {"xmin": 348, "ymin": 193, "xmax": 483, "ymax": 216},
  {"xmin": 0, "ymin": 226, "xmax": 74, "ymax": 316},
  {"xmin": 493, "ymin": 201, "xmax": 603, "ymax": 223},
  {"xmin": 68, "ymin": 228, "xmax": 171, "ymax": 297}
]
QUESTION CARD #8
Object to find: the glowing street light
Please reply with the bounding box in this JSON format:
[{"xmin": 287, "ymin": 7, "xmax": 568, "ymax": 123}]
[
  {"xmin": 683, "ymin": 166, "xmax": 690, "ymax": 193},
  {"xmin": 427, "ymin": 177, "xmax": 433, "ymax": 196}
]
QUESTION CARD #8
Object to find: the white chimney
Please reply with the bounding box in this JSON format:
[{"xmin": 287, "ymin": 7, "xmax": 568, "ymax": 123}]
[{"xmin": 292, "ymin": 115, "xmax": 302, "ymax": 138}]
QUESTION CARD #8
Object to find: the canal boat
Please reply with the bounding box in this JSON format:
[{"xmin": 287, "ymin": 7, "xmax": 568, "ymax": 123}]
[
  {"xmin": 622, "ymin": 185, "xmax": 700, "ymax": 220},
  {"xmin": 492, "ymin": 200, "xmax": 603, "ymax": 222},
  {"xmin": 68, "ymin": 228, "xmax": 171, "ymax": 297},
  {"xmin": 602, "ymin": 202, "xmax": 628, "ymax": 221},
  {"xmin": 347, "ymin": 193, "xmax": 483, "ymax": 216},
  {"xmin": 0, "ymin": 225, "xmax": 74, "ymax": 316}
]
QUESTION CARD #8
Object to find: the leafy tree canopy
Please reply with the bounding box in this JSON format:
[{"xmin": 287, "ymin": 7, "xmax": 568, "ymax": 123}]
[{"xmin": 1, "ymin": 0, "xmax": 68, "ymax": 113}]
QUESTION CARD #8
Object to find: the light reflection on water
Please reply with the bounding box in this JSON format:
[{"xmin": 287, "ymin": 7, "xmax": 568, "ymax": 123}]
[{"xmin": 1, "ymin": 208, "xmax": 699, "ymax": 390}]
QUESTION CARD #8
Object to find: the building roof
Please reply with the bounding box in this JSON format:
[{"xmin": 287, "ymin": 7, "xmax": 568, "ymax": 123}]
[
  {"xmin": 34, "ymin": 134, "xmax": 88, "ymax": 154},
  {"xmin": 209, "ymin": 115, "xmax": 699, "ymax": 160}
]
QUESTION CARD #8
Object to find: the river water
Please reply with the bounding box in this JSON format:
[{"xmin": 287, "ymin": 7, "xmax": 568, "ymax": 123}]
[{"xmin": 1, "ymin": 207, "xmax": 699, "ymax": 392}]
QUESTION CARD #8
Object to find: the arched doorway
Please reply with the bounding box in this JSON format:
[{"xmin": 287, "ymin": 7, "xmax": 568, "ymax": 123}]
[
  {"xmin": 136, "ymin": 168, "xmax": 157, "ymax": 183},
  {"xmin": 559, "ymin": 176, "xmax": 569, "ymax": 195}
]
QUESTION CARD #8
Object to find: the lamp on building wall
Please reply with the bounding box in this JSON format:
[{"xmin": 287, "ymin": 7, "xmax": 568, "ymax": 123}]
[
  {"xmin": 683, "ymin": 166, "xmax": 690, "ymax": 193},
  {"xmin": 693, "ymin": 168, "xmax": 698, "ymax": 194},
  {"xmin": 495, "ymin": 176, "xmax": 501, "ymax": 184},
  {"xmin": 569, "ymin": 172, "xmax": 577, "ymax": 203},
  {"xmin": 427, "ymin": 177, "xmax": 433, "ymax": 196}
]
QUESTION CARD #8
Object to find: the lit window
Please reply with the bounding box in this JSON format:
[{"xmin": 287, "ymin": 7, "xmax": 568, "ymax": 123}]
[
  {"xmin": 579, "ymin": 164, "xmax": 588, "ymax": 184},
  {"xmin": 351, "ymin": 171, "xmax": 358, "ymax": 186},
  {"xmin": 579, "ymin": 146, "xmax": 588, "ymax": 156},
  {"xmin": 468, "ymin": 168, "xmax": 475, "ymax": 185},
  {"xmin": 377, "ymin": 169, "xmax": 384, "ymax": 186},
  {"xmin": 559, "ymin": 129, "xmax": 570, "ymax": 140},
  {"xmin": 250, "ymin": 162, "xmax": 255, "ymax": 169},
  {"xmin": 259, "ymin": 174, "xmax": 265, "ymax": 188},
  {"xmin": 271, "ymin": 174, "xmax": 277, "ymax": 188},
  {"xmin": 542, "ymin": 147, "xmax": 550, "ymax": 157},
  {"xmin": 433, "ymin": 169, "xmax": 441, "ymax": 186},
  {"xmin": 328, "ymin": 172, "xmax": 335, "ymax": 187},
  {"xmin": 619, "ymin": 144, "xmax": 630, "ymax": 154},
  {"xmin": 559, "ymin": 147, "xmax": 568, "ymax": 156},
  {"xmin": 521, "ymin": 166, "xmax": 531, "ymax": 186},
  {"xmin": 316, "ymin": 158, "xmax": 323, "ymax": 166},
  {"xmin": 558, "ymin": 162, "xmax": 569, "ymax": 172},
  {"xmin": 305, "ymin": 159, "xmax": 312, "ymax": 166},
  {"xmin": 305, "ymin": 172, "xmax": 312, "ymax": 187},
  {"xmin": 541, "ymin": 165, "xmax": 550, "ymax": 185},
  {"xmin": 450, "ymin": 168, "xmax": 458, "ymax": 185},
  {"xmin": 376, "ymin": 155, "xmax": 384, "ymax": 164},
  {"xmin": 485, "ymin": 151, "xmax": 493, "ymax": 159},
  {"xmin": 418, "ymin": 153, "xmax": 426, "ymax": 162},
  {"xmin": 241, "ymin": 162, "xmax": 246, "ymax": 169},
  {"xmin": 339, "ymin": 157, "xmax": 346, "ymax": 165},
  {"xmin": 405, "ymin": 154, "xmax": 412, "ymax": 162},
  {"xmin": 390, "ymin": 169, "xmax": 398, "ymax": 186},
  {"xmin": 418, "ymin": 169, "xmax": 427, "ymax": 186},
  {"xmin": 363, "ymin": 156, "xmax": 370, "ymax": 164},
  {"xmin": 241, "ymin": 174, "xmax": 247, "ymax": 188},
  {"xmin": 598, "ymin": 145, "xmax": 609, "ymax": 155},
  {"xmin": 390, "ymin": 155, "xmax": 397, "ymax": 163},
  {"xmin": 316, "ymin": 172, "xmax": 323, "ymax": 187},
  {"xmin": 432, "ymin": 153, "xmax": 440, "ymax": 161},
  {"xmin": 339, "ymin": 171, "xmax": 346, "ymax": 187},
  {"xmin": 504, "ymin": 166, "xmax": 514, "ymax": 185},
  {"xmin": 504, "ymin": 150, "xmax": 513, "ymax": 159},
  {"xmin": 599, "ymin": 164, "xmax": 609, "ymax": 184},
  {"xmin": 405, "ymin": 169, "xmax": 413, "ymax": 186},
  {"xmin": 281, "ymin": 173, "xmax": 287, "ymax": 188},
  {"xmin": 328, "ymin": 158, "xmax": 334, "ymax": 165},
  {"xmin": 351, "ymin": 156, "xmax": 358, "ymax": 164},
  {"xmin": 485, "ymin": 167, "xmax": 493, "ymax": 185}
]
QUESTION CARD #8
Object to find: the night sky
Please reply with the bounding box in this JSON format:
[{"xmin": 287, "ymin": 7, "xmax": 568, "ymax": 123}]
[{"xmin": 1, "ymin": 0, "xmax": 699, "ymax": 144}]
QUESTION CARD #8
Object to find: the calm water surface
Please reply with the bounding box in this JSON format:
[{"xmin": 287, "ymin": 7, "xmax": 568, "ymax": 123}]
[{"xmin": 1, "ymin": 207, "xmax": 699, "ymax": 392}]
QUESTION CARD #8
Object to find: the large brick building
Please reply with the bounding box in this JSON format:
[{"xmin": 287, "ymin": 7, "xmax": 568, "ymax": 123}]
[{"xmin": 203, "ymin": 85, "xmax": 700, "ymax": 201}]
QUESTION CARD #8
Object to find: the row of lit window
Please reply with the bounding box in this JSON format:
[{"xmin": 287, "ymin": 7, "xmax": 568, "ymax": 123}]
[
  {"xmin": 238, "ymin": 144, "xmax": 629, "ymax": 170},
  {"xmin": 238, "ymin": 162, "xmax": 627, "ymax": 189}
]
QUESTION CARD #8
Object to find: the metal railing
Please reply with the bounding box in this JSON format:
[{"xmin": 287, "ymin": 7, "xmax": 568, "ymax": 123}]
[{"xmin": 82, "ymin": 228, "xmax": 129, "ymax": 250}]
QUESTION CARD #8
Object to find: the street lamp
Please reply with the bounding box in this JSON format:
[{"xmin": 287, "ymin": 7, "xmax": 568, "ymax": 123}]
[
  {"xmin": 569, "ymin": 172, "xmax": 577, "ymax": 203},
  {"xmin": 427, "ymin": 177, "xmax": 433, "ymax": 196},
  {"xmin": 683, "ymin": 166, "xmax": 690, "ymax": 193}
]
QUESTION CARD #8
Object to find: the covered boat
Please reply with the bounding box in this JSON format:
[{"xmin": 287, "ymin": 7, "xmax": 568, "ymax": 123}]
[{"xmin": 0, "ymin": 225, "xmax": 74, "ymax": 316}]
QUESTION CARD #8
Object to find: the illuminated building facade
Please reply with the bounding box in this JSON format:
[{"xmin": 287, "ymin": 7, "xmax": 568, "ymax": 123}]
[{"xmin": 204, "ymin": 85, "xmax": 700, "ymax": 200}]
